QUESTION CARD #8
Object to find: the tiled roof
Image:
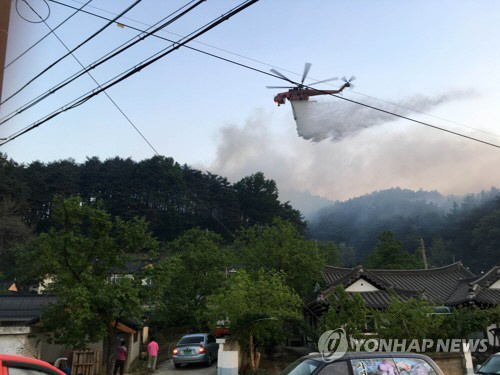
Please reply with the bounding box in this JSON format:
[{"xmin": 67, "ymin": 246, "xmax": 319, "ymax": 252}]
[
  {"xmin": 446, "ymin": 266, "xmax": 500, "ymax": 306},
  {"xmin": 327, "ymin": 288, "xmax": 422, "ymax": 309},
  {"xmin": 0, "ymin": 295, "xmax": 56, "ymax": 324},
  {"xmin": 323, "ymin": 262, "xmax": 474, "ymax": 304}
]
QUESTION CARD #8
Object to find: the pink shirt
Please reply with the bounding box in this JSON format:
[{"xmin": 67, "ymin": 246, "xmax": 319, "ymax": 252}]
[
  {"xmin": 116, "ymin": 346, "xmax": 127, "ymax": 361},
  {"xmin": 148, "ymin": 341, "xmax": 159, "ymax": 356}
]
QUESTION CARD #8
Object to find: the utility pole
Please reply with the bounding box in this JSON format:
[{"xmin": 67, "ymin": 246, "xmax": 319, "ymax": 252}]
[
  {"xmin": 0, "ymin": 0, "xmax": 12, "ymax": 105},
  {"xmin": 419, "ymin": 237, "xmax": 428, "ymax": 269}
]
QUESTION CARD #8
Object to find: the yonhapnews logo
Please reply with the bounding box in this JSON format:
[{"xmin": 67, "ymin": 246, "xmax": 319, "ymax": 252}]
[
  {"xmin": 318, "ymin": 328, "xmax": 349, "ymax": 362},
  {"xmin": 317, "ymin": 328, "xmax": 492, "ymax": 361}
]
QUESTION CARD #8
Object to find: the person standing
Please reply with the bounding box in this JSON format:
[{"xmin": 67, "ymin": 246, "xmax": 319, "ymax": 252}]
[
  {"xmin": 114, "ymin": 340, "xmax": 127, "ymax": 375},
  {"xmin": 147, "ymin": 337, "xmax": 159, "ymax": 371}
]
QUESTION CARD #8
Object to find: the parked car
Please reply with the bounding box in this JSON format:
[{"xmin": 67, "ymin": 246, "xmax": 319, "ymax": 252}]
[
  {"xmin": 476, "ymin": 352, "xmax": 500, "ymax": 374},
  {"xmin": 172, "ymin": 333, "xmax": 219, "ymax": 368},
  {"xmin": 280, "ymin": 352, "xmax": 445, "ymax": 375},
  {"xmin": 0, "ymin": 355, "xmax": 67, "ymax": 375}
]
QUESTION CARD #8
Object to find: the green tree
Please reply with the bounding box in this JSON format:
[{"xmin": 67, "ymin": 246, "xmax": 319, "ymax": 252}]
[
  {"xmin": 152, "ymin": 228, "xmax": 229, "ymax": 329},
  {"xmin": 206, "ymin": 269, "xmax": 302, "ymax": 372},
  {"xmin": 428, "ymin": 237, "xmax": 454, "ymax": 267},
  {"xmin": 233, "ymin": 172, "xmax": 306, "ymax": 233},
  {"xmin": 472, "ymin": 209, "xmax": 500, "ymax": 269},
  {"xmin": 235, "ymin": 218, "xmax": 325, "ymax": 297},
  {"xmin": 315, "ymin": 241, "xmax": 342, "ymax": 266},
  {"xmin": 365, "ymin": 231, "xmax": 422, "ymax": 269},
  {"xmin": 320, "ymin": 286, "xmax": 368, "ymax": 344},
  {"xmin": 376, "ymin": 296, "xmax": 439, "ymax": 340},
  {"xmin": 25, "ymin": 196, "xmax": 157, "ymax": 375}
]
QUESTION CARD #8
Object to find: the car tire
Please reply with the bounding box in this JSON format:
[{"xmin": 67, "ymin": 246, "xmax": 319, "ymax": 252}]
[
  {"xmin": 174, "ymin": 363, "xmax": 181, "ymax": 369},
  {"xmin": 206, "ymin": 354, "xmax": 212, "ymax": 367}
]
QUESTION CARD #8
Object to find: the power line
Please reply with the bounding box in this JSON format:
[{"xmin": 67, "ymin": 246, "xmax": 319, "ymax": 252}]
[
  {"xmin": 3, "ymin": 3, "xmax": 500, "ymax": 152},
  {"xmin": 0, "ymin": 0, "xmax": 144, "ymax": 106},
  {"xmin": 0, "ymin": 0, "xmax": 260, "ymax": 146},
  {"xmin": 0, "ymin": 0, "xmax": 207, "ymax": 127},
  {"xmin": 16, "ymin": 0, "xmax": 207, "ymax": 156},
  {"xmin": 44, "ymin": 0, "xmax": 500, "ymax": 146},
  {"xmin": 48, "ymin": 0, "xmax": 500, "ymax": 142},
  {"xmin": 2, "ymin": 0, "xmax": 93, "ymax": 72}
]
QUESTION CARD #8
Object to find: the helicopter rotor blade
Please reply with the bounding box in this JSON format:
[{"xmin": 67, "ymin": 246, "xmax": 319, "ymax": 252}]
[
  {"xmin": 266, "ymin": 86, "xmax": 295, "ymax": 89},
  {"xmin": 270, "ymin": 68, "xmax": 294, "ymax": 84},
  {"xmin": 301, "ymin": 62, "xmax": 312, "ymax": 84},
  {"xmin": 308, "ymin": 77, "xmax": 338, "ymax": 86},
  {"xmin": 342, "ymin": 75, "xmax": 356, "ymax": 83}
]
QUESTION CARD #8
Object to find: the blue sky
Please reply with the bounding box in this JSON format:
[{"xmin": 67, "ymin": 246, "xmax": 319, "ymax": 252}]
[{"xmin": 2, "ymin": 0, "xmax": 500, "ymax": 213}]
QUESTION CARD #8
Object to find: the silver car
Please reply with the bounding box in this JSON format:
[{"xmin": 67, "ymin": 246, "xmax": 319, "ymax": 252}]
[{"xmin": 172, "ymin": 333, "xmax": 219, "ymax": 368}]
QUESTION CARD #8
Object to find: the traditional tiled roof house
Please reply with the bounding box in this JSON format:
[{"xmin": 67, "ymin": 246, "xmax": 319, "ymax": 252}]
[{"xmin": 312, "ymin": 262, "xmax": 500, "ymax": 314}]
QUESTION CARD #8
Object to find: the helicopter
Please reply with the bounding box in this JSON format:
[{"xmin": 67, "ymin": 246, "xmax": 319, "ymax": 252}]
[{"xmin": 266, "ymin": 63, "xmax": 355, "ymax": 106}]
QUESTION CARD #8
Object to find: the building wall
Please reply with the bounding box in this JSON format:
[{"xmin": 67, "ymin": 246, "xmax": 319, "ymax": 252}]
[
  {"xmin": 429, "ymin": 353, "xmax": 466, "ymax": 375},
  {"xmin": 345, "ymin": 279, "xmax": 379, "ymax": 292},
  {"xmin": 0, "ymin": 327, "xmax": 41, "ymax": 358}
]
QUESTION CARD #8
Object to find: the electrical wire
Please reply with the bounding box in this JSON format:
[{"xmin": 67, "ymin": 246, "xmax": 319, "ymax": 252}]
[
  {"xmin": 0, "ymin": 0, "xmax": 144, "ymax": 106},
  {"xmin": 48, "ymin": 0, "xmax": 500, "ymax": 142},
  {"xmin": 0, "ymin": 0, "xmax": 260, "ymax": 146},
  {"xmin": 3, "ymin": 0, "xmax": 93, "ymax": 71},
  {"xmin": 4, "ymin": 0, "xmax": 333, "ymax": 322},
  {"xmin": 16, "ymin": 0, "xmax": 199, "ymax": 155},
  {"xmin": 2, "ymin": 1, "xmax": 500, "ymax": 152},
  {"xmin": 0, "ymin": 0, "xmax": 207, "ymax": 127}
]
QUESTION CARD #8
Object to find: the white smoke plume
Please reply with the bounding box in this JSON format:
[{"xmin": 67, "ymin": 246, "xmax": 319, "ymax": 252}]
[
  {"xmin": 291, "ymin": 91, "xmax": 472, "ymax": 142},
  {"xmin": 205, "ymin": 98, "xmax": 500, "ymax": 215}
]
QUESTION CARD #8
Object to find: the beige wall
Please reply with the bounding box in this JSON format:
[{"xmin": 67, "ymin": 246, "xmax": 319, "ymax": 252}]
[
  {"xmin": 429, "ymin": 352, "xmax": 465, "ymax": 375},
  {"xmin": 345, "ymin": 279, "xmax": 379, "ymax": 292}
]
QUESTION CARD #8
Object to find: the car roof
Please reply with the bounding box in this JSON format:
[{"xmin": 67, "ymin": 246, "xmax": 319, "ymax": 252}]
[
  {"xmin": 180, "ymin": 333, "xmax": 208, "ymax": 337},
  {"xmin": 0, "ymin": 355, "xmax": 67, "ymax": 375}
]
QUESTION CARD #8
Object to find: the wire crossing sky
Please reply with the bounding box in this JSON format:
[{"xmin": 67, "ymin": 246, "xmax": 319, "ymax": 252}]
[{"xmin": 2, "ymin": 0, "xmax": 500, "ymax": 213}]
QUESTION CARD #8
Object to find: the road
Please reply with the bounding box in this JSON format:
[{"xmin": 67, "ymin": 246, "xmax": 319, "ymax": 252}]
[{"xmin": 156, "ymin": 359, "xmax": 217, "ymax": 375}]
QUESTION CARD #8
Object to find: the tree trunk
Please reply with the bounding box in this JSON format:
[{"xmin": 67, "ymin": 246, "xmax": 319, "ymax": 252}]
[
  {"xmin": 255, "ymin": 351, "xmax": 261, "ymax": 369},
  {"xmin": 106, "ymin": 324, "xmax": 116, "ymax": 375},
  {"xmin": 249, "ymin": 334, "xmax": 255, "ymax": 370}
]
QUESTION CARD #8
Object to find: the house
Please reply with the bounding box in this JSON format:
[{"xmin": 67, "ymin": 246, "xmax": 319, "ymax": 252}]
[
  {"xmin": 0, "ymin": 280, "xmax": 18, "ymax": 293},
  {"xmin": 308, "ymin": 262, "xmax": 500, "ymax": 347},
  {"xmin": 0, "ymin": 294, "xmax": 145, "ymax": 372},
  {"xmin": 313, "ymin": 262, "xmax": 474, "ymax": 313}
]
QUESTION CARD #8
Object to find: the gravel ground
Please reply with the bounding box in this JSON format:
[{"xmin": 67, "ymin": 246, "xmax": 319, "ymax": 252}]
[{"xmin": 155, "ymin": 359, "xmax": 217, "ymax": 375}]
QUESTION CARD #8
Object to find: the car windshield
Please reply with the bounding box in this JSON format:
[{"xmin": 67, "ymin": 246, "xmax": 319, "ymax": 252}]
[
  {"xmin": 479, "ymin": 356, "xmax": 500, "ymax": 374},
  {"xmin": 280, "ymin": 358, "xmax": 321, "ymax": 375},
  {"xmin": 178, "ymin": 336, "xmax": 204, "ymax": 345}
]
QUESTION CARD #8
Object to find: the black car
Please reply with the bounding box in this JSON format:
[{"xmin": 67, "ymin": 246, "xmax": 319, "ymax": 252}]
[
  {"xmin": 476, "ymin": 352, "xmax": 500, "ymax": 375},
  {"xmin": 280, "ymin": 352, "xmax": 445, "ymax": 375}
]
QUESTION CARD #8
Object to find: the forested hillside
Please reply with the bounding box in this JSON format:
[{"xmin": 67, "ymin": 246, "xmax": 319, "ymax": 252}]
[
  {"xmin": 309, "ymin": 187, "xmax": 500, "ymax": 272},
  {"xmin": 2, "ymin": 152, "xmax": 499, "ymax": 275},
  {"xmin": 0, "ymin": 153, "xmax": 305, "ymax": 244}
]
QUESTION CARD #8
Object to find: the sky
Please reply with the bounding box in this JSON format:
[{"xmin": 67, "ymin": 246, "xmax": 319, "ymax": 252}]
[{"xmin": 1, "ymin": 0, "xmax": 500, "ymax": 216}]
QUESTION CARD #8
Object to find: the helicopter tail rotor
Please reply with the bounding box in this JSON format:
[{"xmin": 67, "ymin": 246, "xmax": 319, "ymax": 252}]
[{"xmin": 341, "ymin": 75, "xmax": 356, "ymax": 89}]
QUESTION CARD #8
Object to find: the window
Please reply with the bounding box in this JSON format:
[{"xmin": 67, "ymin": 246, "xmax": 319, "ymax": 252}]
[
  {"xmin": 318, "ymin": 360, "xmax": 349, "ymax": 375},
  {"xmin": 280, "ymin": 358, "xmax": 321, "ymax": 375},
  {"xmin": 478, "ymin": 355, "xmax": 500, "ymax": 374},
  {"xmin": 8, "ymin": 367, "xmax": 55, "ymax": 375},
  {"xmin": 178, "ymin": 335, "xmax": 204, "ymax": 345},
  {"xmin": 393, "ymin": 358, "xmax": 437, "ymax": 375},
  {"xmin": 351, "ymin": 358, "xmax": 398, "ymax": 375}
]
